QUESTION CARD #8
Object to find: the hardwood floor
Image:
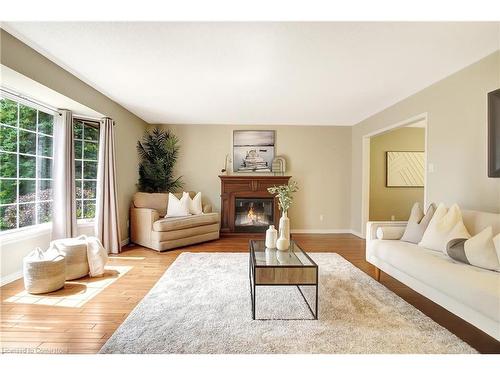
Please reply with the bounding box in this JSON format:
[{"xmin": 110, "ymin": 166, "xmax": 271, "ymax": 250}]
[{"xmin": 1, "ymin": 234, "xmax": 499, "ymax": 354}]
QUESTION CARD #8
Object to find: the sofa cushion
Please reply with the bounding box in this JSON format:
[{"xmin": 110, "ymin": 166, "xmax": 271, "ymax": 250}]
[
  {"xmin": 400, "ymin": 202, "xmax": 436, "ymax": 244},
  {"xmin": 153, "ymin": 212, "xmax": 220, "ymax": 232},
  {"xmin": 152, "ymin": 223, "xmax": 220, "ymax": 242},
  {"xmin": 133, "ymin": 192, "xmax": 169, "ymax": 216},
  {"xmin": 369, "ymin": 239, "xmax": 500, "ymax": 322}
]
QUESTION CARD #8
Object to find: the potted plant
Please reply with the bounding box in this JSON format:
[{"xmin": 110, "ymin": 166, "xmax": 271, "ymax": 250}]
[
  {"xmin": 137, "ymin": 128, "xmax": 183, "ymax": 192},
  {"xmin": 267, "ymin": 180, "xmax": 299, "ymax": 251}
]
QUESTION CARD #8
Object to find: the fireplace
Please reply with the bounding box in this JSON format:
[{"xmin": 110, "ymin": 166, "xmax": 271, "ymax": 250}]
[
  {"xmin": 219, "ymin": 175, "xmax": 291, "ymax": 235},
  {"xmin": 234, "ymin": 198, "xmax": 274, "ymax": 233}
]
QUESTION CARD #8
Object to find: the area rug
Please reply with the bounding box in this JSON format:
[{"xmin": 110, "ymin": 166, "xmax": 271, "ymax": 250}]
[{"xmin": 100, "ymin": 252, "xmax": 476, "ymax": 354}]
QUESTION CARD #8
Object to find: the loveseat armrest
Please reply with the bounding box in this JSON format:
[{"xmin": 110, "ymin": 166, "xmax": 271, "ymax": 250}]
[
  {"xmin": 130, "ymin": 207, "xmax": 160, "ymax": 246},
  {"xmin": 366, "ymin": 221, "xmax": 407, "ymax": 242},
  {"xmin": 203, "ymin": 204, "xmax": 212, "ymax": 214}
]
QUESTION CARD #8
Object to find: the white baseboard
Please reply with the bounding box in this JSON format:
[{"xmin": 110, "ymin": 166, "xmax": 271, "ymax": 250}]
[
  {"xmin": 1, "ymin": 270, "xmax": 22, "ymax": 287},
  {"xmin": 291, "ymin": 229, "xmax": 364, "ymax": 239},
  {"xmin": 120, "ymin": 238, "xmax": 130, "ymax": 248}
]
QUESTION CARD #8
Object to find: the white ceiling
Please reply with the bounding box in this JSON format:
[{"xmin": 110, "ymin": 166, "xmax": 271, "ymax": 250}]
[{"xmin": 3, "ymin": 22, "xmax": 500, "ymax": 126}]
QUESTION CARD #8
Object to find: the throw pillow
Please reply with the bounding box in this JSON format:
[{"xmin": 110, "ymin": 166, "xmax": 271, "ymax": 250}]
[
  {"xmin": 400, "ymin": 202, "xmax": 436, "ymax": 244},
  {"xmin": 446, "ymin": 226, "xmax": 500, "ymax": 272},
  {"xmin": 166, "ymin": 192, "xmax": 190, "ymax": 217},
  {"xmin": 376, "ymin": 226, "xmax": 406, "ymax": 240},
  {"xmin": 187, "ymin": 192, "xmax": 203, "ymax": 215},
  {"xmin": 418, "ymin": 203, "xmax": 470, "ymax": 252}
]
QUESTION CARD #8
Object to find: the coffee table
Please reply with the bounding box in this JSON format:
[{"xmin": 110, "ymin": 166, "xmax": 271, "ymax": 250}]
[{"xmin": 249, "ymin": 240, "xmax": 318, "ymax": 320}]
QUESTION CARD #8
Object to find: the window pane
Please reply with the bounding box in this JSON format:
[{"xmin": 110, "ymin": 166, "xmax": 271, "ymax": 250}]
[
  {"xmin": 0, "ymin": 98, "xmax": 18, "ymax": 126},
  {"xmin": 74, "ymin": 140, "xmax": 83, "ymax": 159},
  {"xmin": 38, "ymin": 180, "xmax": 52, "ymax": 201},
  {"xmin": 83, "ymin": 161, "xmax": 98, "ymax": 179},
  {"xmin": 38, "ymin": 111, "xmax": 53, "ymax": 135},
  {"xmin": 37, "ymin": 201, "xmax": 52, "ymax": 224},
  {"xmin": 19, "ymin": 104, "xmax": 36, "ymax": 131},
  {"xmin": 0, "ymin": 205, "xmax": 17, "ymax": 230},
  {"xmin": 19, "ymin": 180, "xmax": 36, "ymax": 203},
  {"xmin": 83, "ymin": 180, "xmax": 97, "ymax": 199},
  {"xmin": 19, "ymin": 129, "xmax": 36, "ymax": 155},
  {"xmin": 73, "ymin": 120, "xmax": 83, "ymax": 139},
  {"xmin": 75, "ymin": 160, "xmax": 82, "ymax": 178},
  {"xmin": 1, "ymin": 152, "xmax": 17, "ymax": 178},
  {"xmin": 19, "ymin": 155, "xmax": 36, "ymax": 178},
  {"xmin": 84, "ymin": 124, "xmax": 99, "ymax": 141},
  {"xmin": 38, "ymin": 157, "xmax": 52, "ymax": 179},
  {"xmin": 0, "ymin": 125, "xmax": 17, "ymax": 152},
  {"xmin": 19, "ymin": 203, "xmax": 36, "ymax": 227},
  {"xmin": 0, "ymin": 179, "xmax": 17, "ymax": 205},
  {"xmin": 38, "ymin": 135, "xmax": 53, "ymax": 157},
  {"xmin": 83, "ymin": 200, "xmax": 96, "ymax": 219},
  {"xmin": 75, "ymin": 180, "xmax": 83, "ymax": 198},
  {"xmin": 76, "ymin": 200, "xmax": 83, "ymax": 219},
  {"xmin": 83, "ymin": 141, "xmax": 98, "ymax": 160}
]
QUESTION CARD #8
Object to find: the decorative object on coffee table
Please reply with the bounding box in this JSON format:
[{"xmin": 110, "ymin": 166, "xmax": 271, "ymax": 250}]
[
  {"xmin": 249, "ymin": 240, "xmax": 318, "ymax": 320},
  {"xmin": 268, "ymin": 180, "xmax": 298, "ymax": 251},
  {"xmin": 265, "ymin": 225, "xmax": 278, "ymax": 248}
]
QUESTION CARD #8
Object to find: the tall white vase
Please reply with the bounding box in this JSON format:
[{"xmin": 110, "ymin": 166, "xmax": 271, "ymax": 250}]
[{"xmin": 276, "ymin": 211, "xmax": 290, "ymax": 251}]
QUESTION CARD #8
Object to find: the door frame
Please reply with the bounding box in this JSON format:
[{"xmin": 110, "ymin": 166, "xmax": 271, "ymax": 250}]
[{"xmin": 360, "ymin": 113, "xmax": 428, "ymax": 237}]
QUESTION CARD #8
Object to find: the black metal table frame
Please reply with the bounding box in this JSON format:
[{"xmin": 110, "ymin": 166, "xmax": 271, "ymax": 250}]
[{"xmin": 249, "ymin": 240, "xmax": 319, "ymax": 320}]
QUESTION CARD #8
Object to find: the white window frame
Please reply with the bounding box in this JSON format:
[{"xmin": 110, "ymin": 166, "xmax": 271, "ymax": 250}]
[{"xmin": 0, "ymin": 92, "xmax": 56, "ymax": 236}]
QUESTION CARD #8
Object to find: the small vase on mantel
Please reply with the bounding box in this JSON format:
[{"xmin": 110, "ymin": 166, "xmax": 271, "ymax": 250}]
[{"xmin": 276, "ymin": 211, "xmax": 290, "ymax": 251}]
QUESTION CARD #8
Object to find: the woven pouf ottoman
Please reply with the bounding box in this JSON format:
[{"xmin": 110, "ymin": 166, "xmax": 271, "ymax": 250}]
[
  {"xmin": 23, "ymin": 248, "xmax": 66, "ymax": 294},
  {"xmin": 52, "ymin": 237, "xmax": 90, "ymax": 280}
]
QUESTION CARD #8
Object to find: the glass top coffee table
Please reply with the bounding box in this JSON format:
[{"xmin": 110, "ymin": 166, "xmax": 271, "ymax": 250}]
[{"xmin": 249, "ymin": 240, "xmax": 318, "ymax": 320}]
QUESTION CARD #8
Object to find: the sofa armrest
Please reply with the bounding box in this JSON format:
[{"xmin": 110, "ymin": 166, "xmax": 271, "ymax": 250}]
[
  {"xmin": 203, "ymin": 204, "xmax": 212, "ymax": 214},
  {"xmin": 130, "ymin": 207, "xmax": 160, "ymax": 246},
  {"xmin": 366, "ymin": 221, "xmax": 407, "ymax": 242}
]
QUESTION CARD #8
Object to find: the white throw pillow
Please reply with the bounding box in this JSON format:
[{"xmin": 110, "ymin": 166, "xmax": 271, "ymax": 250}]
[
  {"xmin": 166, "ymin": 192, "xmax": 190, "ymax": 217},
  {"xmin": 418, "ymin": 203, "xmax": 470, "ymax": 252},
  {"xmin": 187, "ymin": 192, "xmax": 203, "ymax": 215},
  {"xmin": 446, "ymin": 227, "xmax": 500, "ymax": 272},
  {"xmin": 376, "ymin": 226, "xmax": 406, "ymax": 240}
]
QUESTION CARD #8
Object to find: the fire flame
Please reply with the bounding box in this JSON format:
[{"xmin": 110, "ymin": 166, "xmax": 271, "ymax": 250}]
[{"xmin": 247, "ymin": 207, "xmax": 257, "ymax": 222}]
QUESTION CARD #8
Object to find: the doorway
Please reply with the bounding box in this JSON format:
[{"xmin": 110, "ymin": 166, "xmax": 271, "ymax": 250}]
[{"xmin": 361, "ymin": 114, "xmax": 428, "ymax": 237}]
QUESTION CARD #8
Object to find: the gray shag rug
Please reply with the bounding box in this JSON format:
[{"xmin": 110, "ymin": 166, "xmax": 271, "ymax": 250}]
[{"xmin": 100, "ymin": 252, "xmax": 476, "ymax": 354}]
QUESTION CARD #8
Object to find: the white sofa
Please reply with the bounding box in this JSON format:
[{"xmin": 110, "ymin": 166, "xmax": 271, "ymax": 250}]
[{"xmin": 366, "ymin": 209, "xmax": 500, "ymax": 341}]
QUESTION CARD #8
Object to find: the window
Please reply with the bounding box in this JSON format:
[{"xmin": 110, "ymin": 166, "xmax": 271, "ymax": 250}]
[
  {"xmin": 0, "ymin": 96, "xmax": 54, "ymax": 232},
  {"xmin": 73, "ymin": 119, "xmax": 99, "ymax": 220}
]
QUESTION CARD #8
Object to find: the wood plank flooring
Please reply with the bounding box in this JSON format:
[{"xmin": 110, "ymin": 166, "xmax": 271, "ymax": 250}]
[{"xmin": 1, "ymin": 234, "xmax": 499, "ymax": 354}]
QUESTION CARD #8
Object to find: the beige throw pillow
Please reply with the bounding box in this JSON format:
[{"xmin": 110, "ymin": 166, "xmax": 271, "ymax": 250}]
[
  {"xmin": 166, "ymin": 192, "xmax": 190, "ymax": 217},
  {"xmin": 187, "ymin": 192, "xmax": 203, "ymax": 215},
  {"xmin": 418, "ymin": 203, "xmax": 470, "ymax": 252},
  {"xmin": 400, "ymin": 202, "xmax": 436, "ymax": 244},
  {"xmin": 446, "ymin": 227, "xmax": 500, "ymax": 272}
]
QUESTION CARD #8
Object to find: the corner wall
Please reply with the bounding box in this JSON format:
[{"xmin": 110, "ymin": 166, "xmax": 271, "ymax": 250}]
[{"xmin": 351, "ymin": 50, "xmax": 500, "ymax": 234}]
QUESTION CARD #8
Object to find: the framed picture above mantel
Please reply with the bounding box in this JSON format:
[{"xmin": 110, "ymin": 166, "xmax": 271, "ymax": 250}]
[{"xmin": 233, "ymin": 130, "xmax": 275, "ymax": 173}]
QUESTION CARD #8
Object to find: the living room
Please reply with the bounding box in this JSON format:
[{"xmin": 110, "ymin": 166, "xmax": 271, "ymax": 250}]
[{"xmin": 1, "ymin": 1, "xmax": 500, "ymax": 372}]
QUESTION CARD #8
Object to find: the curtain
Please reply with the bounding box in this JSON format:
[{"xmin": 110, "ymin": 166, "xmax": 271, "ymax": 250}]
[
  {"xmin": 52, "ymin": 110, "xmax": 77, "ymax": 239},
  {"xmin": 95, "ymin": 117, "xmax": 121, "ymax": 254}
]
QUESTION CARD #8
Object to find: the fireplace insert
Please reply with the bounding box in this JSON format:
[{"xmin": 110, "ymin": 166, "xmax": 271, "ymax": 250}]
[{"xmin": 234, "ymin": 198, "xmax": 274, "ymax": 233}]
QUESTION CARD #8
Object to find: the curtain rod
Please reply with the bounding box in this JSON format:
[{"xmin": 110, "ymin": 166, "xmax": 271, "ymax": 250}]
[{"xmin": 1, "ymin": 86, "xmax": 59, "ymax": 114}]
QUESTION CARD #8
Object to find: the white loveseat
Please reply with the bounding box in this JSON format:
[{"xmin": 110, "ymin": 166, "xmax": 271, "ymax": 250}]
[{"xmin": 366, "ymin": 209, "xmax": 500, "ymax": 341}]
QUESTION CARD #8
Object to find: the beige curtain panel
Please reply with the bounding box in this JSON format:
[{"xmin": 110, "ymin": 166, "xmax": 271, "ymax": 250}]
[
  {"xmin": 95, "ymin": 117, "xmax": 122, "ymax": 254},
  {"xmin": 52, "ymin": 109, "xmax": 77, "ymax": 239}
]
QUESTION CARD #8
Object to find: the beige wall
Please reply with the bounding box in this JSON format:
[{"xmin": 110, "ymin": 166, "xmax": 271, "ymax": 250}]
[
  {"xmin": 153, "ymin": 124, "xmax": 352, "ymax": 231},
  {"xmin": 351, "ymin": 50, "xmax": 500, "ymax": 234},
  {"xmin": 369, "ymin": 127, "xmax": 425, "ymax": 221},
  {"xmin": 1, "ymin": 29, "xmax": 148, "ymax": 281}
]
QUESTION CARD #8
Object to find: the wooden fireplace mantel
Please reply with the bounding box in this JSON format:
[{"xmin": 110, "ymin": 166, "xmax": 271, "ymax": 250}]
[{"xmin": 219, "ymin": 175, "xmax": 291, "ymax": 235}]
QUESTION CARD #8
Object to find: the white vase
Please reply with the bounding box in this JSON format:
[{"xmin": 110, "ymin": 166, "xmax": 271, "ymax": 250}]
[
  {"xmin": 265, "ymin": 225, "xmax": 278, "ymax": 249},
  {"xmin": 276, "ymin": 211, "xmax": 290, "ymax": 251}
]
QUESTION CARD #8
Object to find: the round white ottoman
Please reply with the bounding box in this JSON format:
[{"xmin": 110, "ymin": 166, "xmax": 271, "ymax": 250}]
[
  {"xmin": 23, "ymin": 248, "xmax": 66, "ymax": 294},
  {"xmin": 52, "ymin": 238, "xmax": 90, "ymax": 280}
]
